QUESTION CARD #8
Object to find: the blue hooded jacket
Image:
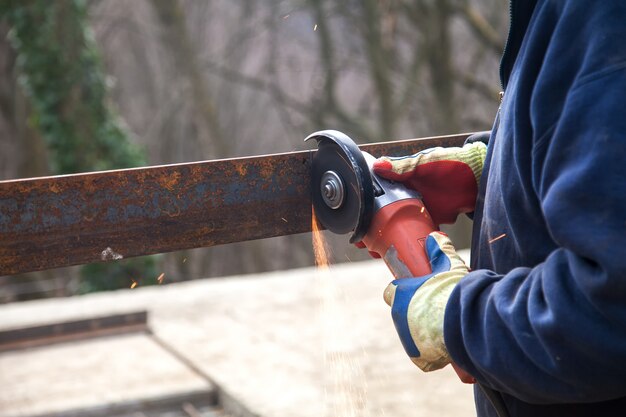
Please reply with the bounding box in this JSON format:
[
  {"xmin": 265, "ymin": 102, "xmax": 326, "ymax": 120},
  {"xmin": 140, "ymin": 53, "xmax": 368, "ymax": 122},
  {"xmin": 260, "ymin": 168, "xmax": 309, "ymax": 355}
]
[{"xmin": 443, "ymin": 1, "xmax": 626, "ymax": 416}]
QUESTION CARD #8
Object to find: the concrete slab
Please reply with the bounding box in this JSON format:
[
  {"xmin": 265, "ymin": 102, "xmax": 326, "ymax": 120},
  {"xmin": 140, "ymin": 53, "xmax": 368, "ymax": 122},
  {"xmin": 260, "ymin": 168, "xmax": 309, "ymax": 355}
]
[
  {"xmin": 0, "ymin": 258, "xmax": 475, "ymax": 417},
  {"xmin": 0, "ymin": 334, "xmax": 213, "ymax": 417}
]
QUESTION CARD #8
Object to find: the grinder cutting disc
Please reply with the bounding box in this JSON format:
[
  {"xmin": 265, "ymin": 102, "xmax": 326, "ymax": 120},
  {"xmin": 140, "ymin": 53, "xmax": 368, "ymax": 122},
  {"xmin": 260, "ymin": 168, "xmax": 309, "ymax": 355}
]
[{"xmin": 305, "ymin": 130, "xmax": 374, "ymax": 243}]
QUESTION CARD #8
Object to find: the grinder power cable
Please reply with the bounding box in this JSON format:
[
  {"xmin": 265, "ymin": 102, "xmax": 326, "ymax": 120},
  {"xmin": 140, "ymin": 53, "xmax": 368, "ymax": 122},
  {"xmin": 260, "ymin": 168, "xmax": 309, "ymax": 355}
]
[{"xmin": 305, "ymin": 129, "xmax": 437, "ymax": 278}]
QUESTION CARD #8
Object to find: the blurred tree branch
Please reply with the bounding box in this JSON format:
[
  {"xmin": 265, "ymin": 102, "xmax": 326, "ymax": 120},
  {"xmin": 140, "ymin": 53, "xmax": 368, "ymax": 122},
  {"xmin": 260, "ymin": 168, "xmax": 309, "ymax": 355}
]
[
  {"xmin": 455, "ymin": 0, "xmax": 504, "ymax": 54},
  {"xmin": 150, "ymin": 0, "xmax": 226, "ymax": 158},
  {"xmin": 308, "ymin": 0, "xmax": 373, "ymax": 140},
  {"xmin": 360, "ymin": 0, "xmax": 395, "ymax": 140}
]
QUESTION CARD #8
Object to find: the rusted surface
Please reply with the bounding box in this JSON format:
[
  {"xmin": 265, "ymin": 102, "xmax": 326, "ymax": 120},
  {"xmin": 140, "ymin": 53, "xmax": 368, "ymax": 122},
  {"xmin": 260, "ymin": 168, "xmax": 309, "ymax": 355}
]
[
  {"xmin": 0, "ymin": 311, "xmax": 148, "ymax": 352},
  {"xmin": 0, "ymin": 133, "xmax": 470, "ymax": 275}
]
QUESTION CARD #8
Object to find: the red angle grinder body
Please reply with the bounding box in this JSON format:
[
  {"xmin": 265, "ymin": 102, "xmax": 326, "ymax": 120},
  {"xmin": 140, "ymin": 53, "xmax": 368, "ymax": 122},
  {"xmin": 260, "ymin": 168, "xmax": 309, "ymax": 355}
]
[
  {"xmin": 359, "ymin": 198, "xmax": 435, "ymax": 278},
  {"xmin": 306, "ymin": 130, "xmax": 475, "ymax": 384},
  {"xmin": 305, "ymin": 130, "xmax": 436, "ymax": 279}
]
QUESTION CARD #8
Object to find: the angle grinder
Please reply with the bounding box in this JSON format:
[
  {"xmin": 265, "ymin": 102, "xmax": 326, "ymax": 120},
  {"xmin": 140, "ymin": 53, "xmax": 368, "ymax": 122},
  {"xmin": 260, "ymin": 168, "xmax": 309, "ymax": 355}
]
[
  {"xmin": 306, "ymin": 129, "xmax": 477, "ymax": 384},
  {"xmin": 305, "ymin": 130, "xmax": 437, "ymax": 279}
]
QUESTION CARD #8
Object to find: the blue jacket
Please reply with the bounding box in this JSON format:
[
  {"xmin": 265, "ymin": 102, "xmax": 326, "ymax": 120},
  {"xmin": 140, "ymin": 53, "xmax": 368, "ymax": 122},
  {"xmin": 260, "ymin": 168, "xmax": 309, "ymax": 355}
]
[{"xmin": 443, "ymin": 1, "xmax": 626, "ymax": 416}]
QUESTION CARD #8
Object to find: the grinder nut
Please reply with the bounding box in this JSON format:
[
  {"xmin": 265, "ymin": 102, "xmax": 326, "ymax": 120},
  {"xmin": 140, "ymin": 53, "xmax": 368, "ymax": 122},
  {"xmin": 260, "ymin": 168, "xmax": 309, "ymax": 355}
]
[{"xmin": 320, "ymin": 170, "xmax": 345, "ymax": 209}]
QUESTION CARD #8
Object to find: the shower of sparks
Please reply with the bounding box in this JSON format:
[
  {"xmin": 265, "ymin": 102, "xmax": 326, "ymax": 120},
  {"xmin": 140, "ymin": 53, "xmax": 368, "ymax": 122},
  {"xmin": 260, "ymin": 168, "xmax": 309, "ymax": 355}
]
[
  {"xmin": 157, "ymin": 273, "xmax": 165, "ymax": 284},
  {"xmin": 313, "ymin": 207, "xmax": 368, "ymax": 415},
  {"xmin": 130, "ymin": 280, "xmax": 138, "ymax": 289},
  {"xmin": 312, "ymin": 207, "xmax": 331, "ymax": 269},
  {"xmin": 489, "ymin": 233, "xmax": 507, "ymax": 244},
  {"xmin": 314, "ymin": 24, "xmax": 318, "ymax": 31}
]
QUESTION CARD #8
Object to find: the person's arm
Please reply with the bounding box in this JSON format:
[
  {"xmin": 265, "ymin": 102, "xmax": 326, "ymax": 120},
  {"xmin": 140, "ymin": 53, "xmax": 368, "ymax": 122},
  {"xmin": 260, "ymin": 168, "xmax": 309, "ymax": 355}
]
[{"xmin": 444, "ymin": 67, "xmax": 626, "ymax": 404}]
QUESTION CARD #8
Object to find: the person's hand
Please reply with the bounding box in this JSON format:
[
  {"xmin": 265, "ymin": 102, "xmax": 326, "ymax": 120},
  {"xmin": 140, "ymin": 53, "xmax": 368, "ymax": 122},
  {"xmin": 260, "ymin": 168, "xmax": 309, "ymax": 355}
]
[
  {"xmin": 384, "ymin": 231, "xmax": 473, "ymax": 381},
  {"xmin": 373, "ymin": 138, "xmax": 487, "ymax": 225}
]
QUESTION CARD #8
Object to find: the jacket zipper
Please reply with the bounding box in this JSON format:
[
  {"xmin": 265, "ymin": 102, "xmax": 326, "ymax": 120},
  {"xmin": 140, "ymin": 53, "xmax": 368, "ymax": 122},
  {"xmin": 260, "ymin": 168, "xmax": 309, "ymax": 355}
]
[{"xmin": 499, "ymin": 0, "xmax": 515, "ymax": 92}]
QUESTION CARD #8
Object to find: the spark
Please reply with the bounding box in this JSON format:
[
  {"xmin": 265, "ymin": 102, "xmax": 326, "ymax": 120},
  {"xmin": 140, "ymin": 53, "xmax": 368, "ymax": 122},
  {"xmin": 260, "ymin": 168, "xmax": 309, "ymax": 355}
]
[
  {"xmin": 420, "ymin": 206, "xmax": 425, "ymax": 213},
  {"xmin": 489, "ymin": 233, "xmax": 507, "ymax": 244},
  {"xmin": 157, "ymin": 273, "xmax": 165, "ymax": 284},
  {"xmin": 345, "ymin": 254, "xmax": 352, "ymax": 262},
  {"xmin": 281, "ymin": 217, "xmax": 288, "ymax": 223},
  {"xmin": 182, "ymin": 257, "xmax": 187, "ymax": 263},
  {"xmin": 282, "ymin": 14, "xmax": 290, "ymax": 19},
  {"xmin": 312, "ymin": 206, "xmax": 331, "ymax": 269},
  {"xmin": 313, "ymin": 24, "xmax": 318, "ymax": 31},
  {"xmin": 130, "ymin": 280, "xmax": 138, "ymax": 289}
]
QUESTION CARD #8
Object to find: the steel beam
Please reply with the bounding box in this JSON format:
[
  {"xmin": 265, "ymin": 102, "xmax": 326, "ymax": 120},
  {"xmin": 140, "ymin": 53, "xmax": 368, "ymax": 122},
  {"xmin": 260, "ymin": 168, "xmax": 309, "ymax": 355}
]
[
  {"xmin": 0, "ymin": 133, "xmax": 471, "ymax": 275},
  {"xmin": 0, "ymin": 311, "xmax": 148, "ymax": 352}
]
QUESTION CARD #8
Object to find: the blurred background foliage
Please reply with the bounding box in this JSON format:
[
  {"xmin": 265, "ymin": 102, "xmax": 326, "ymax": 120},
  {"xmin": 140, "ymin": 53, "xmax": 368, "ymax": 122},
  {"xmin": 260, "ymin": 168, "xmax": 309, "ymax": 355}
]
[
  {"xmin": 0, "ymin": 0, "xmax": 507, "ymax": 302},
  {"xmin": 0, "ymin": 0, "xmax": 145, "ymax": 174}
]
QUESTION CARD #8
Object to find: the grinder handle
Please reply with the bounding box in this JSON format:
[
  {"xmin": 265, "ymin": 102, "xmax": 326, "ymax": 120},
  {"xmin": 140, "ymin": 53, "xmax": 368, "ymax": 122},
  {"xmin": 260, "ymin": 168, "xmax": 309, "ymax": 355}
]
[
  {"xmin": 360, "ymin": 198, "xmax": 477, "ymax": 384},
  {"xmin": 361, "ymin": 198, "xmax": 436, "ymax": 279}
]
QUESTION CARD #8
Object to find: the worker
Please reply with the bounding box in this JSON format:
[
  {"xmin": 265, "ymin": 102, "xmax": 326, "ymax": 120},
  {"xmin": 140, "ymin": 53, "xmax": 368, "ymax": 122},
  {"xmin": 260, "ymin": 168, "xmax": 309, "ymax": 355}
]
[{"xmin": 372, "ymin": 2, "xmax": 626, "ymax": 416}]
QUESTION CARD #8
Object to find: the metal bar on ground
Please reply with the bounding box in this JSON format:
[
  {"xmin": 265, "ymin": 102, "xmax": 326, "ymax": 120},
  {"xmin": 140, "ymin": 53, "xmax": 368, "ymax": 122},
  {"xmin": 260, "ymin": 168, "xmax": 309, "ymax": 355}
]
[
  {"xmin": 0, "ymin": 133, "xmax": 471, "ymax": 275},
  {"xmin": 0, "ymin": 311, "xmax": 148, "ymax": 352},
  {"xmin": 28, "ymin": 389, "xmax": 219, "ymax": 417}
]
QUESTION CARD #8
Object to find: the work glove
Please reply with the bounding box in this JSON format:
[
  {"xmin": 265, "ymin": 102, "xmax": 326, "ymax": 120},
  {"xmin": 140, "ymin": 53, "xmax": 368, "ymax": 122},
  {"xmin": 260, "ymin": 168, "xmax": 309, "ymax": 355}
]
[
  {"xmin": 373, "ymin": 135, "xmax": 488, "ymax": 225},
  {"xmin": 384, "ymin": 231, "xmax": 472, "ymax": 378}
]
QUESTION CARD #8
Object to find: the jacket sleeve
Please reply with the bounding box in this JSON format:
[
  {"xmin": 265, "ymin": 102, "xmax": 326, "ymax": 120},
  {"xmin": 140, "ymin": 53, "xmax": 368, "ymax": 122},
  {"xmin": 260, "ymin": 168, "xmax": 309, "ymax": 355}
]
[{"xmin": 443, "ymin": 51, "xmax": 626, "ymax": 404}]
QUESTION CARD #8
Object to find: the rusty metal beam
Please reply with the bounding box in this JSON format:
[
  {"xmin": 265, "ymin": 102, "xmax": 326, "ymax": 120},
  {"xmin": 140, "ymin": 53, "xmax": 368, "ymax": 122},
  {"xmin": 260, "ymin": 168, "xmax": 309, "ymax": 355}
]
[
  {"xmin": 0, "ymin": 311, "xmax": 148, "ymax": 352},
  {"xmin": 0, "ymin": 133, "xmax": 471, "ymax": 275}
]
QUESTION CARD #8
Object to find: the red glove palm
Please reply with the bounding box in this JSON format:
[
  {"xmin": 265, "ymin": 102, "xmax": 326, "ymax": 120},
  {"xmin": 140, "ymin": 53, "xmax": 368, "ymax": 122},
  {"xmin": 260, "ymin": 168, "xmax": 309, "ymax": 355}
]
[{"xmin": 373, "ymin": 141, "xmax": 487, "ymax": 225}]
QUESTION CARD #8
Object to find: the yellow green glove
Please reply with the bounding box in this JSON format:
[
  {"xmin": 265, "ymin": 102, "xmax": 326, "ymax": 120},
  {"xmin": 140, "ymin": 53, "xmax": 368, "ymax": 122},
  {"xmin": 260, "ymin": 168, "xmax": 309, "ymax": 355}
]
[{"xmin": 383, "ymin": 231, "xmax": 469, "ymax": 372}]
